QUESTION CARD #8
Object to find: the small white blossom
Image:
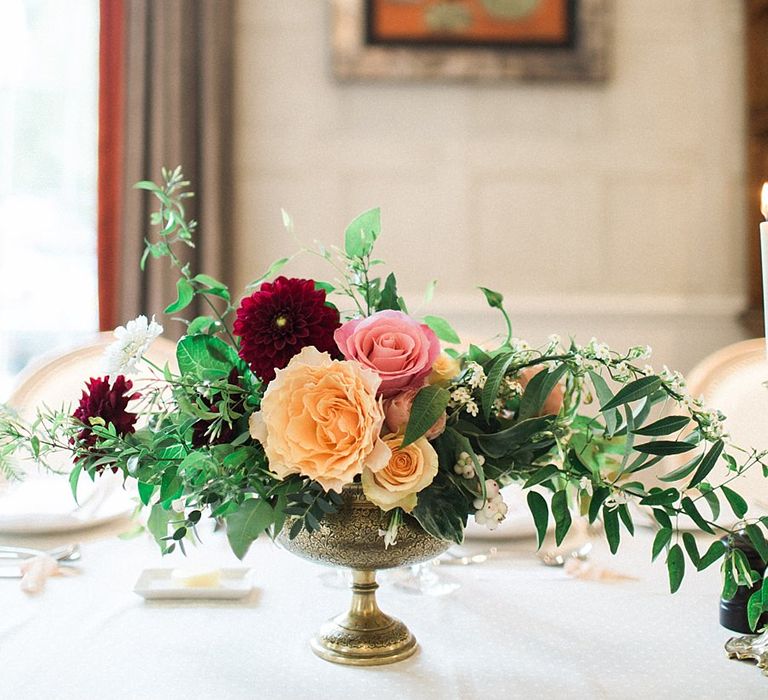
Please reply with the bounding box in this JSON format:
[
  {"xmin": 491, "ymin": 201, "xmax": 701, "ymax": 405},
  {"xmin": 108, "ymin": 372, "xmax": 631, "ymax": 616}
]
[
  {"xmin": 171, "ymin": 497, "xmax": 186, "ymax": 513},
  {"xmin": 578, "ymin": 476, "xmax": 594, "ymax": 497},
  {"xmin": 613, "ymin": 361, "xmax": 632, "ymax": 383},
  {"xmin": 629, "ymin": 345, "xmax": 652, "ymax": 360},
  {"xmin": 465, "ymin": 362, "xmax": 487, "ymax": 390},
  {"xmin": 105, "ymin": 315, "xmax": 163, "ymax": 375},
  {"xmin": 465, "ymin": 399, "xmax": 479, "ymax": 417},
  {"xmin": 584, "ymin": 337, "xmax": 611, "ymax": 362},
  {"xmin": 604, "ymin": 489, "xmax": 630, "ymax": 511}
]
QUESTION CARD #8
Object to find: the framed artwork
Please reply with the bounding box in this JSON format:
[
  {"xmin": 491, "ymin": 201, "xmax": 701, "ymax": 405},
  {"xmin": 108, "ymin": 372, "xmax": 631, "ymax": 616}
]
[{"xmin": 332, "ymin": 0, "xmax": 611, "ymax": 81}]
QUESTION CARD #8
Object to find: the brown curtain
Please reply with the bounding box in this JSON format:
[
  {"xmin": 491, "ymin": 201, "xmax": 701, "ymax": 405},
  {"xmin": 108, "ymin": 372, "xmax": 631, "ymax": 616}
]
[{"xmin": 117, "ymin": 0, "xmax": 234, "ymax": 337}]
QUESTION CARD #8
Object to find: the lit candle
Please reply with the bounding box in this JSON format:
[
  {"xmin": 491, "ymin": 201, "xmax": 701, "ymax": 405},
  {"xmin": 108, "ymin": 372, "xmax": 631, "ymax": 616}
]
[{"xmin": 761, "ymin": 183, "xmax": 768, "ymax": 357}]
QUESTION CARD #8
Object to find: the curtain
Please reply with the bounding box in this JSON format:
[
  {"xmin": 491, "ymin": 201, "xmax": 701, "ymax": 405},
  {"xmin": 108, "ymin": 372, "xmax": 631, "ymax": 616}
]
[{"xmin": 98, "ymin": 0, "xmax": 234, "ymax": 336}]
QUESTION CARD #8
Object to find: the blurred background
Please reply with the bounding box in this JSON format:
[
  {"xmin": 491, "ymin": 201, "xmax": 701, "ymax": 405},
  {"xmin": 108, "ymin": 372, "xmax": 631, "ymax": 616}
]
[{"xmin": 0, "ymin": 0, "xmax": 756, "ymax": 397}]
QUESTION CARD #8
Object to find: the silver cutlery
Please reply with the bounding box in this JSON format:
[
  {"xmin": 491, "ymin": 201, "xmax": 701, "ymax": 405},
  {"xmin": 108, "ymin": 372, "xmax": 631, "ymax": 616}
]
[
  {"xmin": 0, "ymin": 543, "xmax": 81, "ymax": 578},
  {"xmin": 538, "ymin": 541, "xmax": 593, "ymax": 567}
]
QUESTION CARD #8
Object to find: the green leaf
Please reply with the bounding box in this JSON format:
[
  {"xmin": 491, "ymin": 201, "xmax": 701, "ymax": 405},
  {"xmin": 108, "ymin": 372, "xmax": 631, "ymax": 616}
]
[
  {"xmin": 698, "ymin": 539, "xmax": 726, "ymax": 570},
  {"xmin": 680, "ymin": 497, "xmax": 714, "ymax": 534},
  {"xmin": 633, "ymin": 440, "xmax": 697, "ymax": 456},
  {"xmin": 344, "ymin": 208, "xmax": 380, "ymax": 258},
  {"xmin": 160, "ymin": 467, "xmax": 182, "ymax": 502},
  {"xmin": 482, "ymin": 352, "xmax": 515, "ymax": 420},
  {"xmin": 639, "ymin": 488, "xmax": 678, "ymax": 506},
  {"xmin": 701, "ymin": 488, "xmax": 721, "ymax": 520},
  {"xmin": 176, "ymin": 334, "xmax": 239, "ymax": 380},
  {"xmin": 523, "ymin": 464, "xmax": 560, "ymax": 489},
  {"xmin": 193, "ymin": 273, "xmax": 230, "ymax": 301},
  {"xmin": 748, "ymin": 588, "xmax": 765, "ymax": 631},
  {"xmin": 226, "ymin": 498, "xmax": 275, "ymax": 560},
  {"xmin": 722, "ymin": 485, "xmax": 749, "ymax": 519},
  {"xmin": 652, "ymin": 508, "xmax": 672, "ymax": 529},
  {"xmin": 588, "ymin": 486, "xmax": 609, "ymax": 524},
  {"xmin": 68, "ymin": 465, "xmax": 83, "ymax": 504},
  {"xmin": 652, "ymin": 527, "xmax": 672, "ymax": 561},
  {"xmin": 746, "ymin": 523, "xmax": 768, "ymax": 564},
  {"xmin": 423, "ymin": 315, "xmax": 460, "ymax": 344},
  {"xmin": 722, "ymin": 565, "xmax": 738, "ymax": 600},
  {"xmin": 378, "ymin": 273, "xmax": 400, "ymax": 311},
  {"xmin": 589, "ymin": 371, "xmax": 619, "ymax": 436},
  {"xmin": 551, "ymin": 490, "xmax": 572, "ymax": 546},
  {"xmin": 478, "ymin": 287, "xmax": 504, "ymax": 309},
  {"xmin": 401, "ymin": 386, "xmax": 450, "ymax": 447},
  {"xmin": 476, "ymin": 415, "xmax": 554, "ymax": 459},
  {"xmin": 147, "ymin": 504, "xmax": 171, "ymax": 545},
  {"xmin": 600, "ymin": 376, "xmax": 662, "ymax": 412},
  {"xmin": 632, "ymin": 415, "xmax": 690, "ymax": 437},
  {"xmin": 603, "ymin": 505, "xmax": 621, "ymax": 554},
  {"xmin": 682, "ymin": 532, "xmax": 700, "ymax": 568},
  {"xmin": 688, "ymin": 440, "xmax": 724, "ymax": 488},
  {"xmin": 518, "ymin": 364, "xmax": 567, "ymax": 420},
  {"xmin": 526, "ymin": 491, "xmax": 548, "ymax": 549},
  {"xmin": 618, "ymin": 504, "xmax": 635, "ymax": 535},
  {"xmin": 247, "ymin": 257, "xmax": 291, "ymax": 289},
  {"xmin": 187, "ymin": 315, "xmax": 218, "ymax": 335},
  {"xmin": 412, "ymin": 471, "xmax": 468, "ymax": 545},
  {"xmin": 138, "ymin": 481, "xmax": 154, "ymax": 506},
  {"xmin": 667, "ymin": 543, "xmax": 685, "ymax": 593},
  {"xmin": 165, "ymin": 278, "xmax": 195, "ymax": 314},
  {"xmin": 658, "ymin": 453, "xmax": 703, "ymax": 482}
]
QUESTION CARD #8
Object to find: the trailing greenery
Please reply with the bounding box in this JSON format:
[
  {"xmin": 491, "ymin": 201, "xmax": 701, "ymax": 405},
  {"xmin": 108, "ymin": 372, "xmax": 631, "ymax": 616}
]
[{"xmin": 1, "ymin": 168, "xmax": 767, "ymax": 632}]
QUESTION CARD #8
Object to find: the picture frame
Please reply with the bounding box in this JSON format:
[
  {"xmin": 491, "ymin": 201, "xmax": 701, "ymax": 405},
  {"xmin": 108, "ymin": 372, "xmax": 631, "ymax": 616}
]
[{"xmin": 331, "ymin": 0, "xmax": 611, "ymax": 82}]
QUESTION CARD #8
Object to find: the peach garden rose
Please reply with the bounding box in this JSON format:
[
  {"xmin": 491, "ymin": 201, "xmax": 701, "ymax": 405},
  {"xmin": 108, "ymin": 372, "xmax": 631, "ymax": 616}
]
[
  {"xmin": 248, "ymin": 346, "xmax": 391, "ymax": 493},
  {"xmin": 361, "ymin": 433, "xmax": 438, "ymax": 513},
  {"xmin": 334, "ymin": 310, "xmax": 440, "ymax": 397},
  {"xmin": 383, "ymin": 387, "xmax": 447, "ymax": 440}
]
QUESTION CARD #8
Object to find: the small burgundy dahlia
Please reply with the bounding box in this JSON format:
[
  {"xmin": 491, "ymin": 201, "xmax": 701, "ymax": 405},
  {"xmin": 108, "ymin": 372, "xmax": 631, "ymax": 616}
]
[
  {"xmin": 71, "ymin": 376, "xmax": 140, "ymax": 463},
  {"xmin": 233, "ymin": 276, "xmax": 341, "ymax": 382}
]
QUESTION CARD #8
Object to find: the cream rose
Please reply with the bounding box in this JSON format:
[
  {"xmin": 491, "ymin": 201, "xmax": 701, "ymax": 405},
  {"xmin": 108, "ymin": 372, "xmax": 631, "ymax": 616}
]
[
  {"xmin": 428, "ymin": 353, "xmax": 461, "ymax": 387},
  {"xmin": 248, "ymin": 346, "xmax": 391, "ymax": 493},
  {"xmin": 361, "ymin": 433, "xmax": 438, "ymax": 513}
]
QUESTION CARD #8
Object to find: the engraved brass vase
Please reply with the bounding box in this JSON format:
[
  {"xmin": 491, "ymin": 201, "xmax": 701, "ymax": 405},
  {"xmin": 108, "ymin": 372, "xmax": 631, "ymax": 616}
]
[{"xmin": 277, "ymin": 482, "xmax": 451, "ymax": 666}]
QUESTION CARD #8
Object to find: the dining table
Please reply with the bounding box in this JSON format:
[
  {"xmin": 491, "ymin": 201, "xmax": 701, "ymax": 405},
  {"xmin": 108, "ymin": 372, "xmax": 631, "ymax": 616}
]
[{"xmin": 0, "ymin": 513, "xmax": 764, "ymax": 700}]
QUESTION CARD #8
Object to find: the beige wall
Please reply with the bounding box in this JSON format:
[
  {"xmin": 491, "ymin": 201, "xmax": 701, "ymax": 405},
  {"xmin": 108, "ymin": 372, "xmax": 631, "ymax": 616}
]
[{"xmin": 232, "ymin": 0, "xmax": 747, "ymax": 372}]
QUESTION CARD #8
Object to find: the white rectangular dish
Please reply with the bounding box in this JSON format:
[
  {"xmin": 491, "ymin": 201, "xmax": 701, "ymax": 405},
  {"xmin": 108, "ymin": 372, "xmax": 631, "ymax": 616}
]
[{"xmin": 133, "ymin": 567, "xmax": 253, "ymax": 600}]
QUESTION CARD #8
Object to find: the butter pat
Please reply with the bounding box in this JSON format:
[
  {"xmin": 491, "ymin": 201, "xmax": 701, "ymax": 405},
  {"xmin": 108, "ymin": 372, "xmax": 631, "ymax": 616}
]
[{"xmin": 170, "ymin": 566, "xmax": 222, "ymax": 588}]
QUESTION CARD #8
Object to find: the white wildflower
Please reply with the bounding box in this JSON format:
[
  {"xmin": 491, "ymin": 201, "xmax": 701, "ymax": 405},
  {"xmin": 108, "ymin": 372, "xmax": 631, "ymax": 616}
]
[
  {"xmin": 604, "ymin": 489, "xmax": 630, "ymax": 511},
  {"xmin": 504, "ymin": 378, "xmax": 523, "ymax": 396},
  {"xmin": 171, "ymin": 497, "xmax": 186, "ymax": 513},
  {"xmin": 105, "ymin": 315, "xmax": 163, "ymax": 375},
  {"xmin": 465, "ymin": 362, "xmax": 487, "ymax": 390},
  {"xmin": 613, "ymin": 362, "xmax": 632, "ymax": 383},
  {"xmin": 629, "ymin": 345, "xmax": 652, "ymax": 360},
  {"xmin": 578, "ymin": 476, "xmax": 594, "ymax": 497},
  {"xmin": 584, "ymin": 337, "xmax": 611, "ymax": 362},
  {"xmin": 465, "ymin": 399, "xmax": 479, "ymax": 417}
]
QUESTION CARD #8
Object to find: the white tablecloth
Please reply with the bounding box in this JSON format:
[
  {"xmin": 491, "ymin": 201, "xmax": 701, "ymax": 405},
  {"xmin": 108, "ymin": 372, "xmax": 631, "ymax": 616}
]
[{"xmin": 1, "ymin": 520, "xmax": 763, "ymax": 699}]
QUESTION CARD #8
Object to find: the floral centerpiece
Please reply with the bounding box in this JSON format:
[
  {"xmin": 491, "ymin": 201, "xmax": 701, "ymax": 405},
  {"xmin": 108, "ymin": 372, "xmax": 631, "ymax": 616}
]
[{"xmin": 2, "ymin": 168, "xmax": 768, "ymax": 661}]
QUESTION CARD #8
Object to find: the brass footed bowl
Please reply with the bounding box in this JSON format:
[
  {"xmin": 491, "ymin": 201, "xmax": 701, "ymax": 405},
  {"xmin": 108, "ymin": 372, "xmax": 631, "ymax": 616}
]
[{"xmin": 277, "ymin": 482, "xmax": 451, "ymax": 666}]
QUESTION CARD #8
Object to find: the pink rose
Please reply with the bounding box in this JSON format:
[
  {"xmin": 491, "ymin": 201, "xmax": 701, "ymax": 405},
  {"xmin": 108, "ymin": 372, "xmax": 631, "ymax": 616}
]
[
  {"xmin": 383, "ymin": 388, "xmax": 447, "ymax": 440},
  {"xmin": 334, "ymin": 310, "xmax": 440, "ymax": 397}
]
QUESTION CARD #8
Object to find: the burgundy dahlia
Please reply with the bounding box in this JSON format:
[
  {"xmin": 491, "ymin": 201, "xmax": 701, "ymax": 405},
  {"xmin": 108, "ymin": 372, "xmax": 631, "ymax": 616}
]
[
  {"xmin": 71, "ymin": 376, "xmax": 140, "ymax": 464},
  {"xmin": 233, "ymin": 276, "xmax": 341, "ymax": 382}
]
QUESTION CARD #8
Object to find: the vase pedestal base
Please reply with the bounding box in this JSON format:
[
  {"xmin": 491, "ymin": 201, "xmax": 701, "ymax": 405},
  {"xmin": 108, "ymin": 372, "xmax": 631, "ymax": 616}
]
[
  {"xmin": 310, "ymin": 568, "xmax": 418, "ymax": 666},
  {"xmin": 726, "ymin": 631, "xmax": 768, "ymax": 676}
]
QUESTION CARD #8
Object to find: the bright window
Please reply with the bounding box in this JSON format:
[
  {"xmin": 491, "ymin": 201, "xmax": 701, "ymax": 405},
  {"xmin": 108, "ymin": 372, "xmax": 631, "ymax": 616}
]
[{"xmin": 0, "ymin": 0, "xmax": 99, "ymax": 399}]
